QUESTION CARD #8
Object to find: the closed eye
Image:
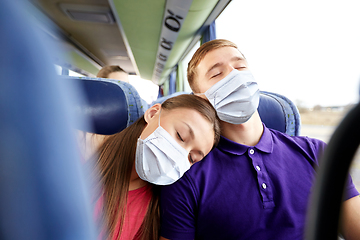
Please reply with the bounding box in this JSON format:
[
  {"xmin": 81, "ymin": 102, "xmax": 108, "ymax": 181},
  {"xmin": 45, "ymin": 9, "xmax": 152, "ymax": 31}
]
[
  {"xmin": 211, "ymin": 72, "xmax": 221, "ymax": 79},
  {"xmin": 235, "ymin": 66, "xmax": 246, "ymax": 70},
  {"xmin": 188, "ymin": 154, "xmax": 195, "ymax": 164},
  {"xmin": 177, "ymin": 132, "xmax": 184, "ymax": 142}
]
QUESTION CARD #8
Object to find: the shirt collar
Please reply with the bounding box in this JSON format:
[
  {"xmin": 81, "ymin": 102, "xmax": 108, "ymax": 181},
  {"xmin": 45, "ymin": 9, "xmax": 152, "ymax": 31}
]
[
  {"xmin": 255, "ymin": 123, "xmax": 273, "ymax": 153},
  {"xmin": 217, "ymin": 123, "xmax": 273, "ymax": 155}
]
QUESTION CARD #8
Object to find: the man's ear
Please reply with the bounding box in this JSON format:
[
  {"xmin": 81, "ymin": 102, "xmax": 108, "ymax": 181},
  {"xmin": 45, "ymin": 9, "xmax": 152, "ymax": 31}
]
[{"xmin": 144, "ymin": 103, "xmax": 161, "ymax": 123}]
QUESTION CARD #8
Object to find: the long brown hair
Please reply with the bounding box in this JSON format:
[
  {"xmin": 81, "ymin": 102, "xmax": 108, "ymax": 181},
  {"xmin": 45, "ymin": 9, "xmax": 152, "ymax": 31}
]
[{"xmin": 96, "ymin": 94, "xmax": 220, "ymax": 240}]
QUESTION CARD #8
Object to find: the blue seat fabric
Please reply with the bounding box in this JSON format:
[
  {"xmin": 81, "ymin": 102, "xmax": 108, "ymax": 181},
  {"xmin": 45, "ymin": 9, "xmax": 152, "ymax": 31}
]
[
  {"xmin": 0, "ymin": 1, "xmax": 96, "ymax": 239},
  {"xmin": 65, "ymin": 76, "xmax": 148, "ymax": 135},
  {"xmin": 259, "ymin": 91, "xmax": 301, "ymax": 136},
  {"xmin": 149, "ymin": 91, "xmax": 301, "ymax": 136}
]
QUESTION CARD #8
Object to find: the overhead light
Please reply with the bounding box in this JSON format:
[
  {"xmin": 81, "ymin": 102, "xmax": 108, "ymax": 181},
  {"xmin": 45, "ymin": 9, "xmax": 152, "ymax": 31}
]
[
  {"xmin": 59, "ymin": 3, "xmax": 115, "ymax": 24},
  {"xmin": 101, "ymin": 49, "xmax": 129, "ymax": 60},
  {"xmin": 111, "ymin": 56, "xmax": 129, "ymax": 60}
]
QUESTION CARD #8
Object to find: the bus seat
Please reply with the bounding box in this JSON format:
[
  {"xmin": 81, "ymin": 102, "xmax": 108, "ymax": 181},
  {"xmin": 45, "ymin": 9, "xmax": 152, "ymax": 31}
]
[
  {"xmin": 150, "ymin": 91, "xmax": 191, "ymax": 106},
  {"xmin": 259, "ymin": 91, "xmax": 301, "ymax": 136},
  {"xmin": 0, "ymin": 0, "xmax": 96, "ymax": 239},
  {"xmin": 150, "ymin": 91, "xmax": 301, "ymax": 136},
  {"xmin": 64, "ymin": 77, "xmax": 148, "ymax": 135}
]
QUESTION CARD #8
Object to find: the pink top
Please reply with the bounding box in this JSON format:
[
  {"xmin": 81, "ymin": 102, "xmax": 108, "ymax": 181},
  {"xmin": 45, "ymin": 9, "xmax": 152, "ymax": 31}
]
[{"xmin": 95, "ymin": 184, "xmax": 152, "ymax": 240}]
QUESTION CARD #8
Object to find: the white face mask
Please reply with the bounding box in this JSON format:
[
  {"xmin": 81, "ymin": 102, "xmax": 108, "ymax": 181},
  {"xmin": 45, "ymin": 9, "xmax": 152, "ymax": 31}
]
[
  {"xmin": 135, "ymin": 111, "xmax": 190, "ymax": 185},
  {"xmin": 200, "ymin": 69, "xmax": 259, "ymax": 124}
]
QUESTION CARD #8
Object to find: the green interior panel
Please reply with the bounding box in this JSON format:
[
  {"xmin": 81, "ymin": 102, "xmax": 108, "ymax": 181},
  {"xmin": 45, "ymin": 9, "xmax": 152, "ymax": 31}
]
[
  {"xmin": 69, "ymin": 51, "xmax": 100, "ymax": 76},
  {"xmin": 176, "ymin": 61, "xmax": 185, "ymax": 92},
  {"xmin": 112, "ymin": 0, "xmax": 166, "ymax": 80},
  {"xmin": 159, "ymin": 0, "xmax": 219, "ymax": 83},
  {"xmin": 112, "ymin": 0, "xmax": 218, "ymax": 82}
]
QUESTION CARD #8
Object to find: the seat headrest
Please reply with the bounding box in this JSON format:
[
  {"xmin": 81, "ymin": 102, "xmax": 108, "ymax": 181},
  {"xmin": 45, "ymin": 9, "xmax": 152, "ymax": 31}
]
[
  {"xmin": 150, "ymin": 91, "xmax": 301, "ymax": 136},
  {"xmin": 70, "ymin": 77, "xmax": 301, "ymax": 136},
  {"xmin": 258, "ymin": 91, "xmax": 301, "ymax": 136},
  {"xmin": 64, "ymin": 76, "xmax": 148, "ymax": 135},
  {"xmin": 150, "ymin": 91, "xmax": 190, "ymax": 106},
  {"xmin": 0, "ymin": 1, "xmax": 96, "ymax": 238}
]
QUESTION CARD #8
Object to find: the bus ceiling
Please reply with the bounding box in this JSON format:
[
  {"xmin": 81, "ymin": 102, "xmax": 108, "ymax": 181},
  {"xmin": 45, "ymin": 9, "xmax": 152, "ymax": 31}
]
[{"xmin": 29, "ymin": 0, "xmax": 231, "ymax": 83}]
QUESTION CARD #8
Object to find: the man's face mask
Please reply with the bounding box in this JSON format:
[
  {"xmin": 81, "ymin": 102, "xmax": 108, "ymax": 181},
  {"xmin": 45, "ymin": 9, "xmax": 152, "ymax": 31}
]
[
  {"xmin": 198, "ymin": 69, "xmax": 259, "ymax": 124},
  {"xmin": 135, "ymin": 111, "xmax": 190, "ymax": 185}
]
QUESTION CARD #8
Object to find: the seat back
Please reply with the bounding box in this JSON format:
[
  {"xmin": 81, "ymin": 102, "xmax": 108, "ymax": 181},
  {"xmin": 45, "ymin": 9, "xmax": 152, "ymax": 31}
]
[
  {"xmin": 149, "ymin": 91, "xmax": 301, "ymax": 136},
  {"xmin": 64, "ymin": 77, "xmax": 148, "ymax": 135},
  {"xmin": 150, "ymin": 91, "xmax": 190, "ymax": 106},
  {"xmin": 0, "ymin": 1, "xmax": 96, "ymax": 239},
  {"xmin": 259, "ymin": 91, "xmax": 301, "ymax": 136}
]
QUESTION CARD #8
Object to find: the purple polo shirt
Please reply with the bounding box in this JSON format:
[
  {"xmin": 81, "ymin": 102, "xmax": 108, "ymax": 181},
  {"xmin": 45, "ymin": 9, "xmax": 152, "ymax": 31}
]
[{"xmin": 160, "ymin": 125, "xmax": 359, "ymax": 240}]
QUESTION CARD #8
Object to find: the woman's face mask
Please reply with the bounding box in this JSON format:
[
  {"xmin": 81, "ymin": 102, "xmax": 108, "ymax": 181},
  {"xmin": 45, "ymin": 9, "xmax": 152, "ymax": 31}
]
[
  {"xmin": 135, "ymin": 111, "xmax": 190, "ymax": 185},
  {"xmin": 198, "ymin": 69, "xmax": 259, "ymax": 124}
]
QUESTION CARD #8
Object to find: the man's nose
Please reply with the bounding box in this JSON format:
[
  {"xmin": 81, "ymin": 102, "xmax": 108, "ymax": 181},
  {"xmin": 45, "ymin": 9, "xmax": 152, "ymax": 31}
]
[{"xmin": 225, "ymin": 65, "xmax": 236, "ymax": 75}]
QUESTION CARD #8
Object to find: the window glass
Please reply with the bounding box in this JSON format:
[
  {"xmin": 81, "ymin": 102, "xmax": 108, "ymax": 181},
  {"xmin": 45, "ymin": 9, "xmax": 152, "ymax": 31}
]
[{"xmin": 181, "ymin": 40, "xmax": 200, "ymax": 93}]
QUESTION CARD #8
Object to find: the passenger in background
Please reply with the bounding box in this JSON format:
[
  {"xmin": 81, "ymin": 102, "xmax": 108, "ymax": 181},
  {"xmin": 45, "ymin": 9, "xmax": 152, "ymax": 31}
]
[
  {"xmin": 97, "ymin": 65, "xmax": 129, "ymax": 83},
  {"xmin": 97, "ymin": 65, "xmax": 149, "ymax": 110},
  {"xmin": 79, "ymin": 65, "xmax": 147, "ymax": 162},
  {"xmin": 94, "ymin": 94, "xmax": 220, "ymax": 240},
  {"xmin": 159, "ymin": 39, "xmax": 360, "ymax": 240}
]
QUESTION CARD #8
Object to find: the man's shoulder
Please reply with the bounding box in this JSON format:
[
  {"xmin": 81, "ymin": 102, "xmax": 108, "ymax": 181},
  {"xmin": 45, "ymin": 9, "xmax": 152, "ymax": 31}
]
[
  {"xmin": 182, "ymin": 146, "xmax": 227, "ymax": 184},
  {"xmin": 269, "ymin": 127, "xmax": 325, "ymax": 145},
  {"xmin": 187, "ymin": 147, "xmax": 222, "ymax": 172},
  {"xmin": 268, "ymin": 127, "xmax": 327, "ymax": 159}
]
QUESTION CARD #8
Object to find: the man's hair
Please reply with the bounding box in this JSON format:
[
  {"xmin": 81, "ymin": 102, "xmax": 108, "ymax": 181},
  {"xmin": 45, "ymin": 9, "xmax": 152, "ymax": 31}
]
[
  {"xmin": 187, "ymin": 39, "xmax": 244, "ymax": 92},
  {"xmin": 96, "ymin": 65, "xmax": 127, "ymax": 78}
]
